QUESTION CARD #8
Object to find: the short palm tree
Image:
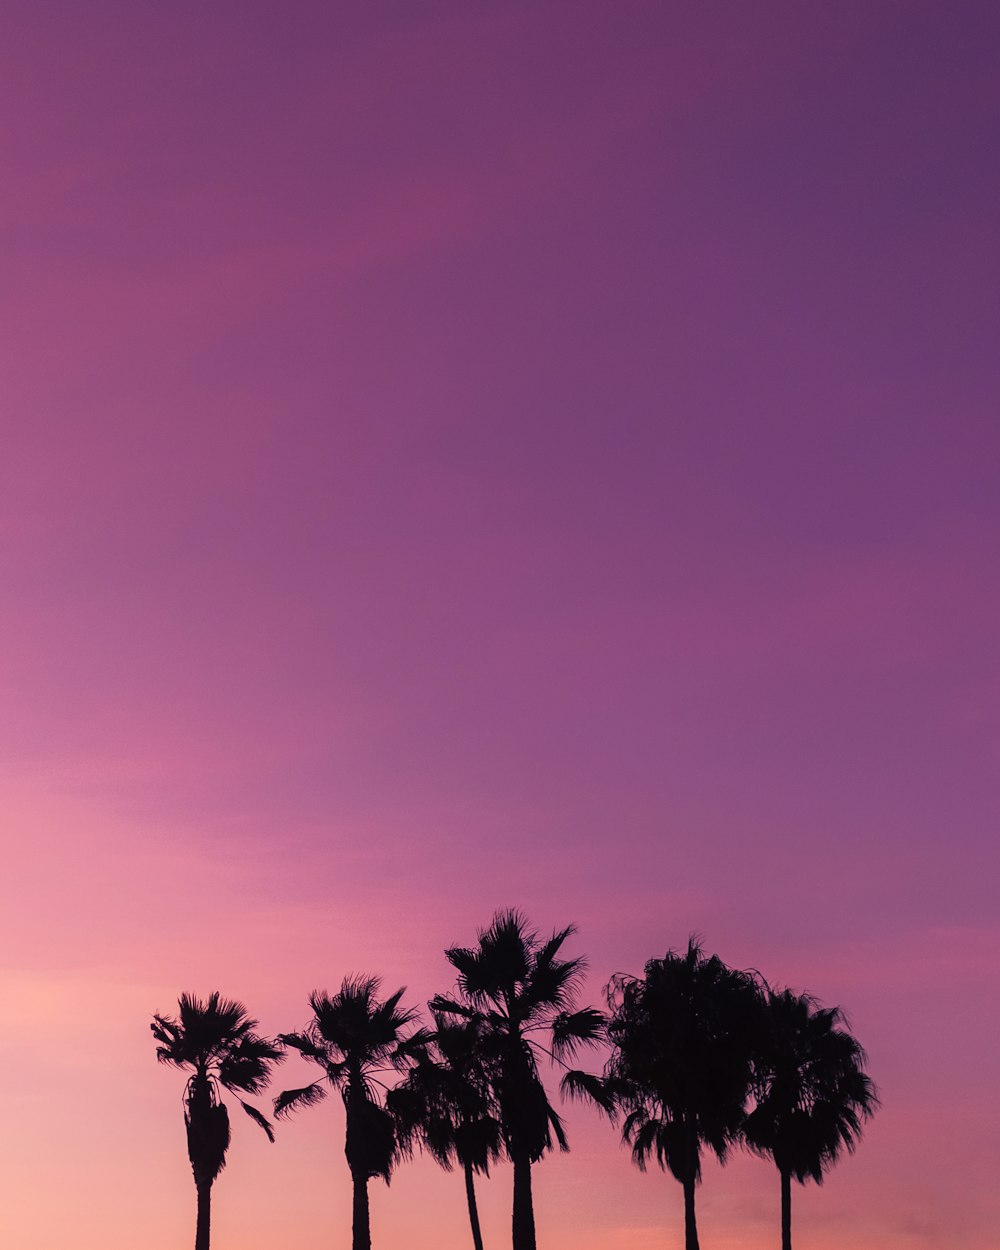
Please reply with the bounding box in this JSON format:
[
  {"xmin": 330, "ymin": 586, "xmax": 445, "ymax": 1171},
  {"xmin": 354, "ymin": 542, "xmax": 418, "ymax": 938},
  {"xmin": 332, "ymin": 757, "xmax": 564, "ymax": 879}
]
[
  {"xmin": 743, "ymin": 988, "xmax": 878, "ymax": 1250},
  {"xmin": 388, "ymin": 1014, "xmax": 503, "ymax": 1250},
  {"xmin": 151, "ymin": 992, "xmax": 282, "ymax": 1250},
  {"xmin": 430, "ymin": 909, "xmax": 605, "ymax": 1250},
  {"xmin": 275, "ymin": 976, "xmax": 428, "ymax": 1250},
  {"xmin": 571, "ymin": 940, "xmax": 761, "ymax": 1250}
]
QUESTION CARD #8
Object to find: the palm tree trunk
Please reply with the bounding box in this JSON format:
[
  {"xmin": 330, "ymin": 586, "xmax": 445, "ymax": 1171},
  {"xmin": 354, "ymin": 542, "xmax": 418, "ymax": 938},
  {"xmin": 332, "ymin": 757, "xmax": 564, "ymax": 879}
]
[
  {"xmin": 351, "ymin": 1170, "xmax": 371, "ymax": 1250},
  {"xmin": 463, "ymin": 1158, "xmax": 485, "ymax": 1250},
  {"xmin": 682, "ymin": 1173, "xmax": 699, "ymax": 1250},
  {"xmin": 780, "ymin": 1168, "xmax": 792, "ymax": 1250},
  {"xmin": 195, "ymin": 1179, "xmax": 211, "ymax": 1250},
  {"xmin": 512, "ymin": 1152, "xmax": 536, "ymax": 1250}
]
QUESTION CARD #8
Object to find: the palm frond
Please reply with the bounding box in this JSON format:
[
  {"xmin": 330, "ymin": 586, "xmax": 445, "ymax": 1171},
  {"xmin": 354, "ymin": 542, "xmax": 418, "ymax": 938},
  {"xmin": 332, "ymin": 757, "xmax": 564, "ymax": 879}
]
[
  {"xmin": 625, "ymin": 1112, "xmax": 660, "ymax": 1172},
  {"xmin": 273, "ymin": 1082, "xmax": 328, "ymax": 1119},
  {"xmin": 551, "ymin": 1008, "xmax": 606, "ymax": 1059},
  {"xmin": 391, "ymin": 1027, "xmax": 434, "ymax": 1070},
  {"xmin": 546, "ymin": 1104, "xmax": 569, "ymax": 1152},
  {"xmin": 560, "ymin": 1069, "xmax": 617, "ymax": 1119},
  {"xmin": 277, "ymin": 1031, "xmax": 330, "ymax": 1064},
  {"xmin": 218, "ymin": 1035, "xmax": 284, "ymax": 1094},
  {"xmin": 239, "ymin": 1100, "xmax": 276, "ymax": 1142},
  {"xmin": 428, "ymin": 995, "xmax": 480, "ymax": 1021}
]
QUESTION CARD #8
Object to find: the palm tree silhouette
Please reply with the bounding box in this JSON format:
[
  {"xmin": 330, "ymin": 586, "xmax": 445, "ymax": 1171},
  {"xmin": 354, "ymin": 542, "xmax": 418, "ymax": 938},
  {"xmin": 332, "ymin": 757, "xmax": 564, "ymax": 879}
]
[
  {"xmin": 743, "ymin": 988, "xmax": 878, "ymax": 1250},
  {"xmin": 151, "ymin": 992, "xmax": 282, "ymax": 1250},
  {"xmin": 570, "ymin": 940, "xmax": 760, "ymax": 1250},
  {"xmin": 388, "ymin": 1013, "xmax": 503, "ymax": 1250},
  {"xmin": 274, "ymin": 976, "xmax": 428, "ymax": 1250},
  {"xmin": 431, "ymin": 909, "xmax": 604, "ymax": 1250}
]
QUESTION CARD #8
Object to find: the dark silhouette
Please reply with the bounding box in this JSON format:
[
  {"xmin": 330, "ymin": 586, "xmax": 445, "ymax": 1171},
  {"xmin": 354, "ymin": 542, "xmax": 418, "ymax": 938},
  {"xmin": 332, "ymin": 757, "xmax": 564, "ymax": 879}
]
[
  {"xmin": 568, "ymin": 940, "xmax": 759, "ymax": 1250},
  {"xmin": 431, "ymin": 909, "xmax": 604, "ymax": 1250},
  {"xmin": 388, "ymin": 1014, "xmax": 503, "ymax": 1250},
  {"xmin": 743, "ymin": 988, "xmax": 878, "ymax": 1250},
  {"xmin": 151, "ymin": 992, "xmax": 282, "ymax": 1250},
  {"xmin": 274, "ymin": 976, "xmax": 429, "ymax": 1250}
]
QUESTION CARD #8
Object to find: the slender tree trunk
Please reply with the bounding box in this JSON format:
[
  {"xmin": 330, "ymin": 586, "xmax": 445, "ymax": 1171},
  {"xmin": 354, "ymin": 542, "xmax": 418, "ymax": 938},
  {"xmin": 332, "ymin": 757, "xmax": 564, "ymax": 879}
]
[
  {"xmin": 780, "ymin": 1168, "xmax": 792, "ymax": 1250},
  {"xmin": 463, "ymin": 1158, "xmax": 485, "ymax": 1250},
  {"xmin": 682, "ymin": 1173, "xmax": 699, "ymax": 1250},
  {"xmin": 512, "ymin": 1152, "xmax": 536, "ymax": 1250},
  {"xmin": 352, "ymin": 1170, "xmax": 371, "ymax": 1250},
  {"xmin": 194, "ymin": 1180, "xmax": 211, "ymax": 1250}
]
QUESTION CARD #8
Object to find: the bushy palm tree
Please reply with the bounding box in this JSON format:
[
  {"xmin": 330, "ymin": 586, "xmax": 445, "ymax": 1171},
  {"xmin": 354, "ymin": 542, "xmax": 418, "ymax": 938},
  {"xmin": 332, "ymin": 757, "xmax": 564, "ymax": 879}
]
[
  {"xmin": 274, "ymin": 976, "xmax": 428, "ymax": 1250},
  {"xmin": 151, "ymin": 992, "xmax": 282, "ymax": 1250},
  {"xmin": 388, "ymin": 1014, "xmax": 503, "ymax": 1250},
  {"xmin": 431, "ymin": 909, "xmax": 605, "ymax": 1250},
  {"xmin": 743, "ymin": 988, "xmax": 878, "ymax": 1250},
  {"xmin": 569, "ymin": 940, "xmax": 760, "ymax": 1250}
]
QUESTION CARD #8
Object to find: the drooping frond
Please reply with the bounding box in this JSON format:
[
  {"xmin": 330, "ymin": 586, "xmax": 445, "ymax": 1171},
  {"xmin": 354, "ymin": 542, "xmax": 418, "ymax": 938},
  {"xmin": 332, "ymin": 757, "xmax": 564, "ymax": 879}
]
[
  {"xmin": 560, "ymin": 1069, "xmax": 618, "ymax": 1119},
  {"xmin": 273, "ymin": 1082, "xmax": 328, "ymax": 1119},
  {"xmin": 383, "ymin": 1084, "xmax": 429, "ymax": 1163},
  {"xmin": 546, "ymin": 1103, "xmax": 569, "ymax": 1152},
  {"xmin": 239, "ymin": 1100, "xmax": 276, "ymax": 1142},
  {"xmin": 623, "ymin": 1109, "xmax": 660, "ymax": 1172}
]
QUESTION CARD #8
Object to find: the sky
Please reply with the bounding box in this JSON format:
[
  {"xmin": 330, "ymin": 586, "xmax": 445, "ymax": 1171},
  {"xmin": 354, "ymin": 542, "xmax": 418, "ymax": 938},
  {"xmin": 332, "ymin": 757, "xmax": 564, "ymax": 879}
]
[{"xmin": 2, "ymin": 1, "xmax": 999, "ymax": 1247}]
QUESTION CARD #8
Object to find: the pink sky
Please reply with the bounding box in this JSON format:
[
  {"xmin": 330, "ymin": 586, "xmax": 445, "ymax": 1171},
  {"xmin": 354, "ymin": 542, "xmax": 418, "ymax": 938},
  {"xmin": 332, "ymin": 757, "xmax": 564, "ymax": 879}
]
[{"xmin": 2, "ymin": 2, "xmax": 999, "ymax": 1247}]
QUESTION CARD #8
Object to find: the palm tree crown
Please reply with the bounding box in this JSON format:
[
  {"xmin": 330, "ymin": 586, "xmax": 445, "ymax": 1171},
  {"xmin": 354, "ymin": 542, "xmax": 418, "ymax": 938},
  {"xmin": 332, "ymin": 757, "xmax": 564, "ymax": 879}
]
[
  {"xmin": 389, "ymin": 1013, "xmax": 502, "ymax": 1174},
  {"xmin": 591, "ymin": 940, "xmax": 762, "ymax": 1250},
  {"xmin": 275, "ymin": 976, "xmax": 429, "ymax": 1250},
  {"xmin": 743, "ymin": 987, "xmax": 878, "ymax": 1250},
  {"xmin": 388, "ymin": 1014, "xmax": 503, "ymax": 1250},
  {"xmin": 430, "ymin": 909, "xmax": 604, "ymax": 1250},
  {"xmin": 151, "ymin": 992, "xmax": 282, "ymax": 1250}
]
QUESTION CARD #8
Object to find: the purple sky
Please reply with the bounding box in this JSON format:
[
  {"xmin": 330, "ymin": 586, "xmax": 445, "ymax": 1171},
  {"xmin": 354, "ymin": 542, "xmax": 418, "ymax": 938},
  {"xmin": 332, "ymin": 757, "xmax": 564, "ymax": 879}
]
[{"xmin": 2, "ymin": 3, "xmax": 999, "ymax": 1247}]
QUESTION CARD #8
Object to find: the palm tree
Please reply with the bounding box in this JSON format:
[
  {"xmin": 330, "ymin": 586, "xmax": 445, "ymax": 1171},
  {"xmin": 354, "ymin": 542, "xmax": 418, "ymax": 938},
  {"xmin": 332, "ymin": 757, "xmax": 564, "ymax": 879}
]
[
  {"xmin": 430, "ymin": 909, "xmax": 605, "ymax": 1250},
  {"xmin": 571, "ymin": 940, "xmax": 761, "ymax": 1250},
  {"xmin": 151, "ymin": 992, "xmax": 282, "ymax": 1250},
  {"xmin": 388, "ymin": 1013, "xmax": 503, "ymax": 1250},
  {"xmin": 743, "ymin": 988, "xmax": 878, "ymax": 1250},
  {"xmin": 274, "ymin": 976, "xmax": 428, "ymax": 1250}
]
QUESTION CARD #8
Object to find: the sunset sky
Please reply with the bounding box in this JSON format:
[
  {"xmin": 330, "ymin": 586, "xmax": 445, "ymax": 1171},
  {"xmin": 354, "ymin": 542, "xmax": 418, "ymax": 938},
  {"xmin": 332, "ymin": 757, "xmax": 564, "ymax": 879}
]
[{"xmin": 2, "ymin": 2, "xmax": 999, "ymax": 1248}]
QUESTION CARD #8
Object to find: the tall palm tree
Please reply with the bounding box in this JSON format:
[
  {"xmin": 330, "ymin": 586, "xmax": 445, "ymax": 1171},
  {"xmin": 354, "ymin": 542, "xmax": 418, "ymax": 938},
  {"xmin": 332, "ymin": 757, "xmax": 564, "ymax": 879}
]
[
  {"xmin": 388, "ymin": 1014, "xmax": 503, "ymax": 1250},
  {"xmin": 743, "ymin": 988, "xmax": 878, "ymax": 1250},
  {"xmin": 570, "ymin": 940, "xmax": 761, "ymax": 1250},
  {"xmin": 274, "ymin": 976, "xmax": 428, "ymax": 1250},
  {"xmin": 430, "ymin": 909, "xmax": 605, "ymax": 1250},
  {"xmin": 151, "ymin": 992, "xmax": 282, "ymax": 1250}
]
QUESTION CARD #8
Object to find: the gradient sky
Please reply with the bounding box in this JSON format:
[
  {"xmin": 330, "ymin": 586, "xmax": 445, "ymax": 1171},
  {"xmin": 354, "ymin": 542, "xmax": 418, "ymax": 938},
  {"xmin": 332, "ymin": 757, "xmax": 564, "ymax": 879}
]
[{"xmin": 2, "ymin": 2, "xmax": 999, "ymax": 1247}]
